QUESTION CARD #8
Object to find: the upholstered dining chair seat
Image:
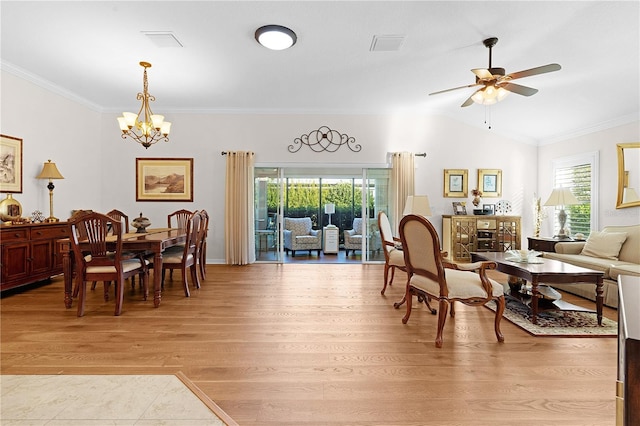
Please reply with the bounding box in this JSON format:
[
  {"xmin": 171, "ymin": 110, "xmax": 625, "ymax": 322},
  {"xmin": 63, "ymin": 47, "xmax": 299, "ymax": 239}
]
[
  {"xmin": 162, "ymin": 252, "xmax": 195, "ymax": 264},
  {"xmin": 387, "ymin": 248, "xmax": 404, "ymax": 267},
  {"xmin": 410, "ymin": 268, "xmax": 504, "ymax": 300},
  {"xmin": 85, "ymin": 258, "xmax": 149, "ymax": 275}
]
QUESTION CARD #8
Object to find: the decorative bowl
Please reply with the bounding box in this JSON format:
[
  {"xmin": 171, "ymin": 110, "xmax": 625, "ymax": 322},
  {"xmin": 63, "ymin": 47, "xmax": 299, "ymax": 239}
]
[{"xmin": 132, "ymin": 213, "xmax": 151, "ymax": 233}]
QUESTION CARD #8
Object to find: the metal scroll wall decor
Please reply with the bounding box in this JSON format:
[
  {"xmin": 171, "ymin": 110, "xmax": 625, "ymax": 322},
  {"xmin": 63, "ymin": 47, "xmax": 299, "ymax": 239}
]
[{"xmin": 289, "ymin": 126, "xmax": 361, "ymax": 153}]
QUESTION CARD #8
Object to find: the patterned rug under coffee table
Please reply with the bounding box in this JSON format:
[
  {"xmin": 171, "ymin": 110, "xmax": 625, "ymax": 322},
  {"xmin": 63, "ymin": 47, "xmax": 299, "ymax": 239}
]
[{"xmin": 486, "ymin": 295, "xmax": 617, "ymax": 337}]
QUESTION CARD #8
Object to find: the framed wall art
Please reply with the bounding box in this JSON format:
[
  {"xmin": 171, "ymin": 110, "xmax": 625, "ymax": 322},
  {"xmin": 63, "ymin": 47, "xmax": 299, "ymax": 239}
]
[
  {"xmin": 0, "ymin": 134, "xmax": 23, "ymax": 193},
  {"xmin": 478, "ymin": 169, "xmax": 502, "ymax": 197},
  {"xmin": 136, "ymin": 158, "xmax": 193, "ymax": 202},
  {"xmin": 443, "ymin": 169, "xmax": 468, "ymax": 198}
]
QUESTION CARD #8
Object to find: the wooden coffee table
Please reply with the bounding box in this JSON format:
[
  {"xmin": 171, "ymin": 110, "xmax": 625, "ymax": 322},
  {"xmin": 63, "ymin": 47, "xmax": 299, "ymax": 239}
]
[{"xmin": 471, "ymin": 252, "xmax": 604, "ymax": 325}]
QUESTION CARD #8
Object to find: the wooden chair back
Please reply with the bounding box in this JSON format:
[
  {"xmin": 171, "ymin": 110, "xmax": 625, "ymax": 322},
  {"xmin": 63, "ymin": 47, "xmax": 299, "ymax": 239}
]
[
  {"xmin": 168, "ymin": 209, "xmax": 193, "ymax": 230},
  {"xmin": 106, "ymin": 209, "xmax": 129, "ymax": 234}
]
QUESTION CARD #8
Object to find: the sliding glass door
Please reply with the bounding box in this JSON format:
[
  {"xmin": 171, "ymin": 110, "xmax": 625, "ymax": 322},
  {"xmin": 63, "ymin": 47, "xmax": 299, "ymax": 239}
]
[
  {"xmin": 254, "ymin": 166, "xmax": 390, "ymax": 264},
  {"xmin": 254, "ymin": 167, "xmax": 283, "ymax": 262}
]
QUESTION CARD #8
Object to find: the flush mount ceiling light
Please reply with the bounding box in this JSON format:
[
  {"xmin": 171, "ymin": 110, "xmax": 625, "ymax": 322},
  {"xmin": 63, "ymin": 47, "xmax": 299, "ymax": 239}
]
[{"xmin": 255, "ymin": 25, "xmax": 297, "ymax": 50}]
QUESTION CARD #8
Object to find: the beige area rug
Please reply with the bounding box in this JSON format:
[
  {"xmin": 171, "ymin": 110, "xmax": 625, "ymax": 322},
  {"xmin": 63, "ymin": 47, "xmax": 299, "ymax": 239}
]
[
  {"xmin": 0, "ymin": 372, "xmax": 238, "ymax": 425},
  {"xmin": 486, "ymin": 296, "xmax": 618, "ymax": 337}
]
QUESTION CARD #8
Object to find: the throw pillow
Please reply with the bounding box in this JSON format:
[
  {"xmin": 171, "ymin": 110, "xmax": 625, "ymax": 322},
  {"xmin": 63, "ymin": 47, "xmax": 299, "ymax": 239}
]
[{"xmin": 581, "ymin": 231, "xmax": 628, "ymax": 260}]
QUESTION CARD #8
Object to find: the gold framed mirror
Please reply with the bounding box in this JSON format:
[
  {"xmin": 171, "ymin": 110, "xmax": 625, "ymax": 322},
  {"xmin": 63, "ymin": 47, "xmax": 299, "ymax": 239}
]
[{"xmin": 616, "ymin": 142, "xmax": 640, "ymax": 209}]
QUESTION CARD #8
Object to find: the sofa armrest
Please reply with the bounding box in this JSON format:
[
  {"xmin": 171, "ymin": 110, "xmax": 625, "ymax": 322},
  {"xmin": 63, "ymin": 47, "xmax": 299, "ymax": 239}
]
[
  {"xmin": 345, "ymin": 229, "xmax": 356, "ymax": 236},
  {"xmin": 310, "ymin": 229, "xmax": 320, "ymax": 237},
  {"xmin": 555, "ymin": 241, "xmax": 585, "ymax": 254}
]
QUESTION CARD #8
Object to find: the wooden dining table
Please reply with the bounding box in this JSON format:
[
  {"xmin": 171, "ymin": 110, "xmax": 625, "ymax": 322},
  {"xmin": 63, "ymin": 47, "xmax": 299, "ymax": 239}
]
[{"xmin": 60, "ymin": 228, "xmax": 187, "ymax": 309}]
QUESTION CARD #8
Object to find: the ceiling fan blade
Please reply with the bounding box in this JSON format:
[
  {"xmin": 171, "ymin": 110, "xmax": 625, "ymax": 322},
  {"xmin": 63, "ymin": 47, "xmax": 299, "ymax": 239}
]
[
  {"xmin": 471, "ymin": 68, "xmax": 493, "ymax": 80},
  {"xmin": 506, "ymin": 63, "xmax": 561, "ymax": 80},
  {"xmin": 429, "ymin": 83, "xmax": 482, "ymax": 96},
  {"xmin": 501, "ymin": 82, "xmax": 539, "ymax": 96},
  {"xmin": 461, "ymin": 89, "xmax": 482, "ymax": 107}
]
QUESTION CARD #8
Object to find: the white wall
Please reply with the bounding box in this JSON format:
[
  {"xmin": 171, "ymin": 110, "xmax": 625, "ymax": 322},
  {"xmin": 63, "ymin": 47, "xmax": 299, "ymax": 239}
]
[
  {"xmin": 9, "ymin": 70, "xmax": 635, "ymax": 264},
  {"xmin": 537, "ymin": 121, "xmax": 640, "ymax": 235},
  {"xmin": 1, "ymin": 71, "xmax": 102, "ymax": 220}
]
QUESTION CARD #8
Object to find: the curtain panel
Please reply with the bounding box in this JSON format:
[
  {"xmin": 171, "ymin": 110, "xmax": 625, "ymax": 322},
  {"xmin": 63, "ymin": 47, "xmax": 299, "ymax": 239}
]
[
  {"xmin": 390, "ymin": 152, "xmax": 415, "ymax": 235},
  {"xmin": 224, "ymin": 151, "xmax": 255, "ymax": 265}
]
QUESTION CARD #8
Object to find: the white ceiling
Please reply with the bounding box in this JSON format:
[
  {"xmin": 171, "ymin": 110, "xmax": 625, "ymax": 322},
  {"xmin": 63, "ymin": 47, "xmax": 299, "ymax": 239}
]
[{"xmin": 2, "ymin": 1, "xmax": 639, "ymax": 144}]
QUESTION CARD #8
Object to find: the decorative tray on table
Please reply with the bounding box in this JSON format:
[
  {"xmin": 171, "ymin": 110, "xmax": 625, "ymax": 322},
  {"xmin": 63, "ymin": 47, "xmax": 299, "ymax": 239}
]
[{"xmin": 505, "ymin": 250, "xmax": 544, "ymax": 264}]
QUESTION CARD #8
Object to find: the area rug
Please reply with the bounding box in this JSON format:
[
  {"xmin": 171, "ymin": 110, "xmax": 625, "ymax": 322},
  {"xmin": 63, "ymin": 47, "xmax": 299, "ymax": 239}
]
[{"xmin": 486, "ymin": 296, "xmax": 617, "ymax": 337}]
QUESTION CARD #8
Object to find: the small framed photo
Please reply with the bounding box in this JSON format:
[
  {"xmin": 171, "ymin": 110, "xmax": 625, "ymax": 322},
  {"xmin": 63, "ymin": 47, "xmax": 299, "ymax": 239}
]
[
  {"xmin": 136, "ymin": 158, "xmax": 194, "ymax": 202},
  {"xmin": 0, "ymin": 134, "xmax": 23, "ymax": 193},
  {"xmin": 482, "ymin": 204, "xmax": 495, "ymax": 215},
  {"xmin": 478, "ymin": 169, "xmax": 502, "ymax": 197},
  {"xmin": 444, "ymin": 169, "xmax": 468, "ymax": 198},
  {"xmin": 452, "ymin": 201, "xmax": 467, "ymax": 215}
]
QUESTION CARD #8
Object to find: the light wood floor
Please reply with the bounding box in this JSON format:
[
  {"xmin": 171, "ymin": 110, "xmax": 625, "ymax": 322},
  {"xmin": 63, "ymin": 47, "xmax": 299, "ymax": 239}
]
[{"xmin": 1, "ymin": 264, "xmax": 618, "ymax": 425}]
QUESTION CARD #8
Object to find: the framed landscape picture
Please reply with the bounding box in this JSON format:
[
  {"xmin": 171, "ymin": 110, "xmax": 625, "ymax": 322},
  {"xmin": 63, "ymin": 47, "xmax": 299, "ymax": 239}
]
[
  {"xmin": 443, "ymin": 169, "xmax": 468, "ymax": 198},
  {"xmin": 478, "ymin": 169, "xmax": 502, "ymax": 197},
  {"xmin": 0, "ymin": 134, "xmax": 23, "ymax": 193},
  {"xmin": 136, "ymin": 158, "xmax": 193, "ymax": 202}
]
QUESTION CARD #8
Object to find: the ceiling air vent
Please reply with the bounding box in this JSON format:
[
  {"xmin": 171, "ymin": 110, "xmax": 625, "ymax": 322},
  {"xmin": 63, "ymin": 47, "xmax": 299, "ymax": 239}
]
[
  {"xmin": 142, "ymin": 31, "xmax": 183, "ymax": 48},
  {"xmin": 370, "ymin": 35, "xmax": 405, "ymax": 52}
]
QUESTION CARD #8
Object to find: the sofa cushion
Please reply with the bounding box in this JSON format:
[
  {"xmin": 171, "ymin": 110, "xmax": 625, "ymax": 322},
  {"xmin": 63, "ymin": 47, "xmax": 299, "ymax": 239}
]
[
  {"xmin": 609, "ymin": 263, "xmax": 640, "ymax": 279},
  {"xmin": 581, "ymin": 230, "xmax": 627, "ymax": 260},
  {"xmin": 603, "ymin": 225, "xmax": 640, "ymax": 264}
]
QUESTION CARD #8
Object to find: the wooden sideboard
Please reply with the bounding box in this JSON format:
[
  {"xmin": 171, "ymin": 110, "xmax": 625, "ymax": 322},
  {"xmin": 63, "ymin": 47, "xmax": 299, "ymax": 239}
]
[
  {"xmin": 1, "ymin": 222, "xmax": 70, "ymax": 292},
  {"xmin": 442, "ymin": 215, "xmax": 521, "ymax": 261}
]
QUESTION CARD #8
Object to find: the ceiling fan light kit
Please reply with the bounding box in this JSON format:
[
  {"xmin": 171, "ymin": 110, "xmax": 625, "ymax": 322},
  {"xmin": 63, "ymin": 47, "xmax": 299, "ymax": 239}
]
[{"xmin": 429, "ymin": 37, "xmax": 561, "ymax": 108}]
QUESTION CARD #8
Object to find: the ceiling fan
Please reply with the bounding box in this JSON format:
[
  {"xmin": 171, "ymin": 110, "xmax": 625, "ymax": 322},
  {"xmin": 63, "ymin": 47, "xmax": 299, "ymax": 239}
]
[{"xmin": 429, "ymin": 37, "xmax": 561, "ymax": 107}]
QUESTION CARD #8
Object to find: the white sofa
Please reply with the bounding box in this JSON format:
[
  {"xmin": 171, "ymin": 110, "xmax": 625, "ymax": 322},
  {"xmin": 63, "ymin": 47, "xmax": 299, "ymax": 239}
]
[{"xmin": 543, "ymin": 224, "xmax": 640, "ymax": 308}]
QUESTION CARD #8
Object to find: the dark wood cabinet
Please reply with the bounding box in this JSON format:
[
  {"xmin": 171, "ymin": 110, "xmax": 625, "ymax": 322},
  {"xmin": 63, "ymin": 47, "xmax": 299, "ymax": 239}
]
[
  {"xmin": 1, "ymin": 222, "xmax": 70, "ymax": 292},
  {"xmin": 527, "ymin": 236, "xmax": 577, "ymax": 252}
]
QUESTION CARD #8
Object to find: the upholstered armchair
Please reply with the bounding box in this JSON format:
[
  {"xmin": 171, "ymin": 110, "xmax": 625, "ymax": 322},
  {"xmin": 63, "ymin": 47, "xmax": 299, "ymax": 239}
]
[
  {"xmin": 344, "ymin": 218, "xmax": 382, "ymax": 256},
  {"xmin": 344, "ymin": 218, "xmax": 363, "ymax": 256},
  {"xmin": 283, "ymin": 217, "xmax": 322, "ymax": 256}
]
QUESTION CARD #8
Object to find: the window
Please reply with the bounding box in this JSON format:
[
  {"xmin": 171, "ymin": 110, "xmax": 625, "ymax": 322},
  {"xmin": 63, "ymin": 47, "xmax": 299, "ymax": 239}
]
[{"xmin": 551, "ymin": 152, "xmax": 599, "ymax": 236}]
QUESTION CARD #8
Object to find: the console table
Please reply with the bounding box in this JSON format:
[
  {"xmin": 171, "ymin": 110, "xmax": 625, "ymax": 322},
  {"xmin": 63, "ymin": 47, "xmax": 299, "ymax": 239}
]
[
  {"xmin": 527, "ymin": 236, "xmax": 577, "ymax": 252},
  {"xmin": 1, "ymin": 222, "xmax": 70, "ymax": 292},
  {"xmin": 442, "ymin": 215, "xmax": 521, "ymax": 261}
]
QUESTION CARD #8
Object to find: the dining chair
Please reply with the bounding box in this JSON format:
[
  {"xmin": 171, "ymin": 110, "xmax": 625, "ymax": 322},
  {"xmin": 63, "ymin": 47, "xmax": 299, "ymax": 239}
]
[
  {"xmin": 68, "ymin": 211, "xmax": 149, "ymax": 317},
  {"xmin": 197, "ymin": 209, "xmax": 209, "ymax": 281},
  {"xmin": 106, "ymin": 209, "xmax": 129, "ymax": 233},
  {"xmin": 378, "ymin": 211, "xmax": 405, "ymax": 295},
  {"xmin": 168, "ymin": 209, "xmax": 193, "ymax": 230},
  {"xmin": 399, "ymin": 214, "xmax": 505, "ymax": 348},
  {"xmin": 160, "ymin": 211, "xmax": 201, "ymax": 297}
]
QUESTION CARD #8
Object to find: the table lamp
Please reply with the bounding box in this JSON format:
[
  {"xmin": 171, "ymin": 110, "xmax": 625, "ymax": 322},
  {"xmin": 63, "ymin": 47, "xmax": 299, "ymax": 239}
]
[
  {"xmin": 544, "ymin": 187, "xmax": 579, "ymax": 239},
  {"xmin": 324, "ymin": 203, "xmax": 335, "ymax": 226},
  {"xmin": 36, "ymin": 160, "xmax": 64, "ymax": 223},
  {"xmin": 403, "ymin": 195, "xmax": 432, "ymax": 217}
]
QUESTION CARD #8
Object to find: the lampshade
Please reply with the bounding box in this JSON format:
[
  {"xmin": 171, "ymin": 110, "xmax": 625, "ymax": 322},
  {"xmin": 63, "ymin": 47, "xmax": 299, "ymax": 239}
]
[
  {"xmin": 255, "ymin": 25, "xmax": 297, "ymax": 50},
  {"xmin": 324, "ymin": 203, "xmax": 335, "ymax": 214},
  {"xmin": 403, "ymin": 195, "xmax": 432, "ymax": 217},
  {"xmin": 36, "ymin": 160, "xmax": 64, "ymax": 180},
  {"xmin": 543, "ymin": 187, "xmax": 579, "ymax": 206}
]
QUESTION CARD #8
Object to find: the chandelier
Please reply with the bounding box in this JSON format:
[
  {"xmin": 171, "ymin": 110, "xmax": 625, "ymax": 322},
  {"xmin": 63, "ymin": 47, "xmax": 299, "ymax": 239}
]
[{"xmin": 117, "ymin": 61, "xmax": 171, "ymax": 149}]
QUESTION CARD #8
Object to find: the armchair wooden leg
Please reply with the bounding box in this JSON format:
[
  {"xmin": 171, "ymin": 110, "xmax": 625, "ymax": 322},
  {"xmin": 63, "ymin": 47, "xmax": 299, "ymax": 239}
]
[
  {"xmin": 401, "ymin": 287, "xmax": 413, "ymax": 324},
  {"xmin": 494, "ymin": 296, "xmax": 505, "ymax": 343},
  {"xmin": 381, "ymin": 264, "xmax": 390, "ymax": 295},
  {"xmin": 435, "ymin": 300, "xmax": 449, "ymax": 348}
]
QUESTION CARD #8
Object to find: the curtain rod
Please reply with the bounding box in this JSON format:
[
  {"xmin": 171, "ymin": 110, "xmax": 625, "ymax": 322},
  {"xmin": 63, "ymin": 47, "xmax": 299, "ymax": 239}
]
[
  {"xmin": 221, "ymin": 151, "xmax": 255, "ymax": 155},
  {"xmin": 415, "ymin": 153, "xmax": 426, "ymax": 157}
]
